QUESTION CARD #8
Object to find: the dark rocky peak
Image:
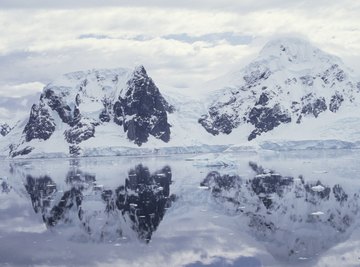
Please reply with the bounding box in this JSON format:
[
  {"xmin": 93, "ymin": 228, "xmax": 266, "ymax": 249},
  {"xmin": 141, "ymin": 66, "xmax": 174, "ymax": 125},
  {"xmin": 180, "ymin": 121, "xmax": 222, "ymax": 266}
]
[
  {"xmin": 0, "ymin": 123, "xmax": 11, "ymax": 137},
  {"xmin": 127, "ymin": 65, "xmax": 174, "ymax": 114},
  {"xmin": 114, "ymin": 65, "xmax": 172, "ymax": 146},
  {"xmin": 132, "ymin": 65, "xmax": 147, "ymax": 78}
]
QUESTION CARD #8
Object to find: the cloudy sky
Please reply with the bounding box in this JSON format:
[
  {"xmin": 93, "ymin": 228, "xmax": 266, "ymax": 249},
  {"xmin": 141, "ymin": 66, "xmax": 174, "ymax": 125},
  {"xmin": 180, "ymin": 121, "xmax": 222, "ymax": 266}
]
[{"xmin": 0, "ymin": 0, "xmax": 359, "ymax": 98}]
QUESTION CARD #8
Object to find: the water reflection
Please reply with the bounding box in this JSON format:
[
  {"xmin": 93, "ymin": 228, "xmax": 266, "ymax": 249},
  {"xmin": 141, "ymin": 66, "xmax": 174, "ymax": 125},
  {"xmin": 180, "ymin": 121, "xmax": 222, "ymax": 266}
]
[
  {"xmin": 201, "ymin": 161, "xmax": 360, "ymax": 262},
  {"xmin": 2, "ymin": 154, "xmax": 360, "ymax": 266},
  {"xmin": 24, "ymin": 164, "xmax": 175, "ymax": 243},
  {"xmin": 0, "ymin": 177, "xmax": 11, "ymax": 193}
]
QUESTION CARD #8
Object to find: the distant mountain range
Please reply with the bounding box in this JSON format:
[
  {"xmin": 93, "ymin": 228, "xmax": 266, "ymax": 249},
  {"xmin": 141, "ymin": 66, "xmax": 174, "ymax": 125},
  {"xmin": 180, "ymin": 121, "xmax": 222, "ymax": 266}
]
[{"xmin": 1, "ymin": 37, "xmax": 360, "ymax": 158}]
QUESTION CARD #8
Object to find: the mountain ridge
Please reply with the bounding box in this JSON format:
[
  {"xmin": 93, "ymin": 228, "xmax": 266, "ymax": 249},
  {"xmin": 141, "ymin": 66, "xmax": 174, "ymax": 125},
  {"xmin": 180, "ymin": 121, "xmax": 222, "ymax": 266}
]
[{"xmin": 1, "ymin": 37, "xmax": 360, "ymax": 158}]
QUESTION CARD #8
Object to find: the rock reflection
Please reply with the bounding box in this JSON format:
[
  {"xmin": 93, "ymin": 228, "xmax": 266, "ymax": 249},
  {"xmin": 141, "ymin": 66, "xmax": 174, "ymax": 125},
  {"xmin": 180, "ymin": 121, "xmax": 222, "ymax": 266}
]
[
  {"xmin": 201, "ymin": 162, "xmax": 360, "ymax": 262},
  {"xmin": 25, "ymin": 175, "xmax": 57, "ymax": 214},
  {"xmin": 0, "ymin": 177, "xmax": 11, "ymax": 193},
  {"xmin": 24, "ymin": 164, "xmax": 175, "ymax": 243}
]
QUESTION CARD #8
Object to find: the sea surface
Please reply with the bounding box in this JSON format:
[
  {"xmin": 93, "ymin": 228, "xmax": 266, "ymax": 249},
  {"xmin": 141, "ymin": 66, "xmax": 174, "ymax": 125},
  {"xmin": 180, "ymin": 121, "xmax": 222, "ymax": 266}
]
[{"xmin": 1, "ymin": 150, "xmax": 360, "ymax": 267}]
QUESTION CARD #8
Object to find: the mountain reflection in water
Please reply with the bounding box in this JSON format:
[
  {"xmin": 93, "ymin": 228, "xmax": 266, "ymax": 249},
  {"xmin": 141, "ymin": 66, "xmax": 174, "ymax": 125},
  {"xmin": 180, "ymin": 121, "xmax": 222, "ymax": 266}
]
[
  {"xmin": 24, "ymin": 164, "xmax": 175, "ymax": 243},
  {"xmin": 201, "ymin": 161, "xmax": 360, "ymax": 262},
  {"xmin": 2, "ymin": 154, "xmax": 360, "ymax": 267}
]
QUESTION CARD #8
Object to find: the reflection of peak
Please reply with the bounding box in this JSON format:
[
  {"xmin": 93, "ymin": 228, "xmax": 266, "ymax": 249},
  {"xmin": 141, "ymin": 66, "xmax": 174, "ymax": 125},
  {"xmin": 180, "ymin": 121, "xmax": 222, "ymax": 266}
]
[
  {"xmin": 24, "ymin": 164, "xmax": 175, "ymax": 243},
  {"xmin": 25, "ymin": 175, "xmax": 57, "ymax": 214},
  {"xmin": 201, "ymin": 162, "xmax": 360, "ymax": 262},
  {"xmin": 118, "ymin": 164, "xmax": 174, "ymax": 241}
]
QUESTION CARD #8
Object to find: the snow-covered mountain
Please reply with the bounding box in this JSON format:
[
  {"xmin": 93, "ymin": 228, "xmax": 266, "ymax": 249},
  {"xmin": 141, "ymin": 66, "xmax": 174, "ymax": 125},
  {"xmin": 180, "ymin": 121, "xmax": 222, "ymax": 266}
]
[
  {"xmin": 199, "ymin": 37, "xmax": 360, "ymax": 141},
  {"xmin": 1, "ymin": 66, "xmax": 175, "ymax": 157},
  {"xmin": 1, "ymin": 37, "xmax": 360, "ymax": 158}
]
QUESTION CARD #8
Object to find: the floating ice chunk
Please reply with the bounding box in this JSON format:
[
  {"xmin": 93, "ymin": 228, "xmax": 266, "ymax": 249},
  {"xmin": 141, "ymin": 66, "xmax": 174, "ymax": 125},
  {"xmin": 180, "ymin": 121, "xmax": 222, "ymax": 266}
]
[
  {"xmin": 311, "ymin": 211, "xmax": 324, "ymax": 216},
  {"xmin": 311, "ymin": 185, "xmax": 325, "ymax": 192},
  {"xmin": 198, "ymin": 186, "xmax": 210, "ymax": 190}
]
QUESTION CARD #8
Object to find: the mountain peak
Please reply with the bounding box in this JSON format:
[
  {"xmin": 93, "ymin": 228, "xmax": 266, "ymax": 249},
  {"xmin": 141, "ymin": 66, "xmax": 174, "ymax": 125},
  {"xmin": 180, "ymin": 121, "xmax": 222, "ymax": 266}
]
[
  {"xmin": 260, "ymin": 37, "xmax": 315, "ymax": 56},
  {"xmin": 133, "ymin": 65, "xmax": 147, "ymax": 76},
  {"xmin": 258, "ymin": 37, "xmax": 337, "ymax": 66},
  {"xmin": 199, "ymin": 37, "xmax": 358, "ymax": 141}
]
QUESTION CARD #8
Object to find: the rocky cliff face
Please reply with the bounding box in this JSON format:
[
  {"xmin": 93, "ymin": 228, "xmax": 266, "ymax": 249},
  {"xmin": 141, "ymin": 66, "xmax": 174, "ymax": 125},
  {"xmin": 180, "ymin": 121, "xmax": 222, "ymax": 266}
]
[
  {"xmin": 8, "ymin": 66, "xmax": 173, "ymax": 157},
  {"xmin": 113, "ymin": 66, "xmax": 172, "ymax": 146},
  {"xmin": 23, "ymin": 103, "xmax": 56, "ymax": 142},
  {"xmin": 24, "ymin": 164, "xmax": 175, "ymax": 242},
  {"xmin": 201, "ymin": 162, "xmax": 360, "ymax": 262},
  {"xmin": 199, "ymin": 38, "xmax": 360, "ymax": 140},
  {"xmin": 0, "ymin": 123, "xmax": 11, "ymax": 137}
]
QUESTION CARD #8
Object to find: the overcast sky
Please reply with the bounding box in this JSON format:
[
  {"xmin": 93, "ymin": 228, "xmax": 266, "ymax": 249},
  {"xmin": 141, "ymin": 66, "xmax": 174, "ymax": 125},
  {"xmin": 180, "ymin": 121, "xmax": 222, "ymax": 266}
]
[{"xmin": 0, "ymin": 0, "xmax": 359, "ymax": 97}]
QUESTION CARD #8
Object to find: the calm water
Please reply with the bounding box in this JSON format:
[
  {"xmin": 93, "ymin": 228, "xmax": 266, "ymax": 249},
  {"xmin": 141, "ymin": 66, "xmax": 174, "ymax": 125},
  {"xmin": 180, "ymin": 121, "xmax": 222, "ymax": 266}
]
[{"xmin": 1, "ymin": 151, "xmax": 360, "ymax": 267}]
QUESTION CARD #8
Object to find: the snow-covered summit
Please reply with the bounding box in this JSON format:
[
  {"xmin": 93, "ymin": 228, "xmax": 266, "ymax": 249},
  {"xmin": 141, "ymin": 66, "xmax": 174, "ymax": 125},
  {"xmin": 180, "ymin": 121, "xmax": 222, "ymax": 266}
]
[
  {"xmin": 259, "ymin": 37, "xmax": 339, "ymax": 65},
  {"xmin": 199, "ymin": 37, "xmax": 360, "ymax": 141}
]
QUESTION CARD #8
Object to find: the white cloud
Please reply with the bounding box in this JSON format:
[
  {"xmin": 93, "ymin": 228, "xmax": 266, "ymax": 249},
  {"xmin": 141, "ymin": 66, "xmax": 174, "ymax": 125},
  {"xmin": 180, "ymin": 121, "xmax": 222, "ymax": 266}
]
[
  {"xmin": 0, "ymin": 2, "xmax": 359, "ymax": 97},
  {"xmin": 0, "ymin": 82, "xmax": 44, "ymax": 97}
]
